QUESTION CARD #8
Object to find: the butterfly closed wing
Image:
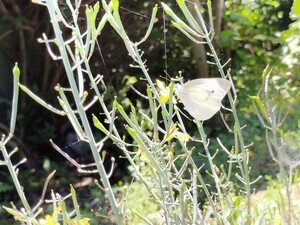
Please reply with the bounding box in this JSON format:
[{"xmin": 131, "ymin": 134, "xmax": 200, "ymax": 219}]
[{"xmin": 174, "ymin": 78, "xmax": 231, "ymax": 121}]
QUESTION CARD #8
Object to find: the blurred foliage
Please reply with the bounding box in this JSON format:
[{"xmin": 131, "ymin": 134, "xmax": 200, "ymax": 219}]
[
  {"xmin": 115, "ymin": 181, "xmax": 161, "ymax": 224},
  {"xmin": 222, "ymin": 0, "xmax": 292, "ymax": 105},
  {"xmin": 218, "ymin": 0, "xmax": 296, "ymax": 187},
  {"xmin": 249, "ymin": 172, "xmax": 300, "ymax": 224}
]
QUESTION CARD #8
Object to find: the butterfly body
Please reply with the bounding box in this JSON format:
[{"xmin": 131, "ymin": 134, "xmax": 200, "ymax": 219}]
[{"xmin": 174, "ymin": 78, "xmax": 231, "ymax": 121}]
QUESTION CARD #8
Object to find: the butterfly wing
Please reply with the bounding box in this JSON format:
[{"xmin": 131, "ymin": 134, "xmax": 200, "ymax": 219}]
[{"xmin": 175, "ymin": 78, "xmax": 231, "ymax": 121}]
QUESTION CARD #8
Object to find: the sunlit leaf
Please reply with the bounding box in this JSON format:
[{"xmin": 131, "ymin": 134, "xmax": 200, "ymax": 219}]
[
  {"xmin": 293, "ymin": 0, "xmax": 300, "ymax": 15},
  {"xmin": 93, "ymin": 115, "xmax": 107, "ymax": 134},
  {"xmin": 249, "ymin": 96, "xmax": 269, "ymax": 121},
  {"xmin": 163, "ymin": 124, "xmax": 189, "ymax": 142}
]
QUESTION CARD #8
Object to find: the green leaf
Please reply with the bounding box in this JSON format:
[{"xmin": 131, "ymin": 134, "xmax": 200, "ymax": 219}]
[
  {"xmin": 234, "ymin": 195, "xmax": 242, "ymax": 207},
  {"xmin": 70, "ymin": 185, "xmax": 81, "ymax": 219},
  {"xmin": 93, "ymin": 114, "xmax": 108, "ymax": 134},
  {"xmin": 294, "ymin": 0, "xmax": 300, "ymax": 15},
  {"xmin": 3, "ymin": 206, "xmax": 26, "ymax": 221},
  {"xmin": 249, "ymin": 96, "xmax": 269, "ymax": 121}
]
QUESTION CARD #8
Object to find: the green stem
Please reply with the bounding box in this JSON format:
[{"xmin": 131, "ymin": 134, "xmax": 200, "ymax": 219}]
[{"xmin": 45, "ymin": 1, "xmax": 123, "ymax": 224}]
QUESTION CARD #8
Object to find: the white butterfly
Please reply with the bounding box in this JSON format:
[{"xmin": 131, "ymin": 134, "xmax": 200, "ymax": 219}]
[{"xmin": 174, "ymin": 78, "xmax": 231, "ymax": 121}]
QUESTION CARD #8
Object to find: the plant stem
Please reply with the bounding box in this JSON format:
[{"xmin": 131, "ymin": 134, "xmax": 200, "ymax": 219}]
[{"xmin": 45, "ymin": 1, "xmax": 123, "ymax": 224}]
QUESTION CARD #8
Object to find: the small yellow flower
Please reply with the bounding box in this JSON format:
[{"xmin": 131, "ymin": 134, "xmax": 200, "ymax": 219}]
[
  {"xmin": 156, "ymin": 79, "xmax": 170, "ymax": 104},
  {"xmin": 173, "ymin": 131, "xmax": 189, "ymax": 142},
  {"xmin": 39, "ymin": 215, "xmax": 60, "ymax": 225},
  {"xmin": 66, "ymin": 218, "xmax": 90, "ymax": 225},
  {"xmin": 39, "ymin": 205, "xmax": 62, "ymax": 225},
  {"xmin": 163, "ymin": 124, "xmax": 189, "ymax": 142},
  {"xmin": 136, "ymin": 149, "xmax": 151, "ymax": 163}
]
